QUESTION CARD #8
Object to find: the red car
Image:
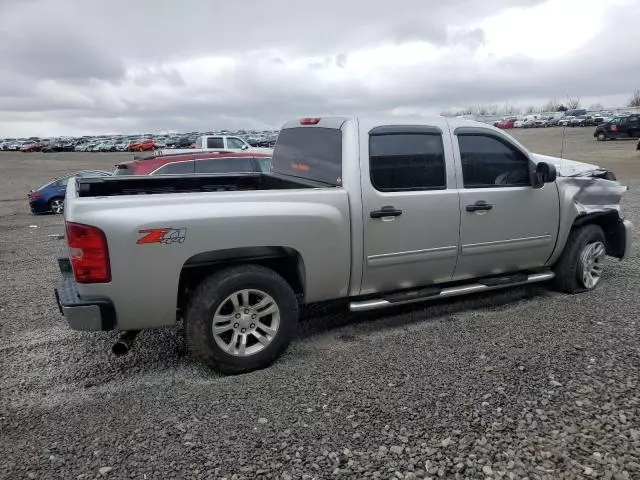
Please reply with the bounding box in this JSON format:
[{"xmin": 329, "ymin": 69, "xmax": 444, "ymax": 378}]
[
  {"xmin": 21, "ymin": 142, "xmax": 45, "ymax": 152},
  {"xmin": 113, "ymin": 151, "xmax": 272, "ymax": 176},
  {"xmin": 496, "ymin": 119, "xmax": 517, "ymax": 129},
  {"xmin": 128, "ymin": 139, "xmax": 157, "ymax": 152}
]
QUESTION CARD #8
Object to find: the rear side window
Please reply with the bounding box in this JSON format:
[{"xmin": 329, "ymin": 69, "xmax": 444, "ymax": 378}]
[
  {"xmin": 206, "ymin": 137, "xmax": 225, "ymax": 149},
  {"xmin": 153, "ymin": 161, "xmax": 195, "ymax": 175},
  {"xmin": 256, "ymin": 157, "xmax": 272, "ymax": 172},
  {"xmin": 458, "ymin": 135, "xmax": 530, "ymax": 188},
  {"xmin": 369, "ymin": 133, "xmax": 446, "ymax": 191},
  {"xmin": 271, "ymin": 127, "xmax": 342, "ymax": 185},
  {"xmin": 194, "ymin": 158, "xmax": 255, "ymax": 174}
]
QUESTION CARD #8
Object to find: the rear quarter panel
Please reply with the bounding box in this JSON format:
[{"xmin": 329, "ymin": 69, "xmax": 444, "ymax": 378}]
[{"xmin": 65, "ymin": 186, "xmax": 351, "ymax": 330}]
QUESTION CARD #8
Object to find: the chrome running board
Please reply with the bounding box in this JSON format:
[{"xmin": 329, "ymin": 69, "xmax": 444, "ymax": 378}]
[{"xmin": 349, "ymin": 272, "xmax": 555, "ymax": 312}]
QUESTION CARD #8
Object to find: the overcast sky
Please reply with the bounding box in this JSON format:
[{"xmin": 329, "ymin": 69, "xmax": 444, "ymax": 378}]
[{"xmin": 1, "ymin": 0, "xmax": 639, "ymax": 136}]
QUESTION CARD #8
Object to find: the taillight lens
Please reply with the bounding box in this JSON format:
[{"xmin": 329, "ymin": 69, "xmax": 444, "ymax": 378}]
[
  {"xmin": 300, "ymin": 117, "xmax": 321, "ymax": 125},
  {"xmin": 66, "ymin": 222, "xmax": 111, "ymax": 283}
]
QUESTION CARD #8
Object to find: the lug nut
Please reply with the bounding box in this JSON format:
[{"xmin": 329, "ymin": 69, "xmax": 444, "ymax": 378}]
[
  {"xmin": 241, "ymin": 328, "xmax": 246, "ymax": 333},
  {"xmin": 244, "ymin": 309, "xmax": 250, "ymax": 314},
  {"xmin": 235, "ymin": 313, "xmax": 241, "ymax": 319},
  {"xmin": 234, "ymin": 323, "xmax": 239, "ymax": 328},
  {"xmin": 251, "ymin": 314, "xmax": 256, "ymax": 319},
  {"xmin": 250, "ymin": 323, "xmax": 255, "ymax": 328}
]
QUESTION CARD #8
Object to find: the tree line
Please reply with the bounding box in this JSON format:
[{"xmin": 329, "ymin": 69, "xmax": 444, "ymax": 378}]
[{"xmin": 442, "ymin": 90, "xmax": 640, "ymax": 117}]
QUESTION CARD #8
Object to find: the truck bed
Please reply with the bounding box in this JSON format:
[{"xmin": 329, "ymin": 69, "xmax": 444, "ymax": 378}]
[{"xmin": 76, "ymin": 173, "xmax": 330, "ymax": 198}]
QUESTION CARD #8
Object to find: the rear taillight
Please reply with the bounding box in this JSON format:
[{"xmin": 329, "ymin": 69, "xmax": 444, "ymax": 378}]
[
  {"xmin": 66, "ymin": 222, "xmax": 111, "ymax": 283},
  {"xmin": 300, "ymin": 117, "xmax": 321, "ymax": 125},
  {"xmin": 28, "ymin": 192, "xmax": 41, "ymax": 199}
]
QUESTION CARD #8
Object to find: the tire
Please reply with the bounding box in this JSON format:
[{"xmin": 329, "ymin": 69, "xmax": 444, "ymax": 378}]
[
  {"xmin": 552, "ymin": 224, "xmax": 606, "ymax": 294},
  {"xmin": 596, "ymin": 132, "xmax": 607, "ymax": 141},
  {"xmin": 185, "ymin": 265, "xmax": 299, "ymax": 374},
  {"xmin": 49, "ymin": 197, "xmax": 65, "ymax": 215}
]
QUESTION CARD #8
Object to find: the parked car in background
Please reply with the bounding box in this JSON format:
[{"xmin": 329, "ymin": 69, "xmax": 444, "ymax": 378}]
[
  {"xmin": 113, "ymin": 151, "xmax": 272, "ymax": 176},
  {"xmin": 570, "ymin": 115, "xmax": 589, "ymax": 127},
  {"xmin": 28, "ymin": 170, "xmax": 112, "ymax": 214},
  {"xmin": 21, "ymin": 142, "xmax": 45, "ymax": 152},
  {"xmin": 594, "ymin": 115, "xmax": 640, "ymax": 141},
  {"xmin": 98, "ymin": 141, "xmax": 117, "ymax": 152},
  {"xmin": 565, "ymin": 108, "xmax": 587, "ymax": 117},
  {"xmin": 155, "ymin": 135, "xmax": 273, "ymax": 156},
  {"xmin": 496, "ymin": 118, "xmax": 517, "ymax": 129},
  {"xmin": 128, "ymin": 139, "xmax": 157, "ymax": 152},
  {"xmin": 557, "ymin": 116, "xmax": 575, "ymax": 127},
  {"xmin": 166, "ymin": 136, "xmax": 193, "ymax": 149}
]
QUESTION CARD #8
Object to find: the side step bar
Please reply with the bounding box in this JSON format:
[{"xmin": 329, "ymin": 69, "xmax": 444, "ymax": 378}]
[{"xmin": 349, "ymin": 272, "xmax": 555, "ymax": 312}]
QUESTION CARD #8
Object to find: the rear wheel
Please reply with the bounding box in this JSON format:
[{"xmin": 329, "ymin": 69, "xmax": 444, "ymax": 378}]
[
  {"xmin": 185, "ymin": 265, "xmax": 298, "ymax": 374},
  {"xmin": 552, "ymin": 224, "xmax": 606, "ymax": 294},
  {"xmin": 49, "ymin": 197, "xmax": 65, "ymax": 214}
]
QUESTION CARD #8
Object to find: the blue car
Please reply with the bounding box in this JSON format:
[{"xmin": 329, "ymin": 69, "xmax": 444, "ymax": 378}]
[{"xmin": 28, "ymin": 170, "xmax": 112, "ymax": 214}]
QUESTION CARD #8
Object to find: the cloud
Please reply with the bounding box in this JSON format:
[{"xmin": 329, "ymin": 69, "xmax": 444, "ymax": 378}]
[{"xmin": 0, "ymin": 0, "xmax": 638, "ymax": 136}]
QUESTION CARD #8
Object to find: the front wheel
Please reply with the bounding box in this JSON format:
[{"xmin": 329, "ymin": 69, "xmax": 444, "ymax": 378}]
[
  {"xmin": 596, "ymin": 132, "xmax": 607, "ymax": 141},
  {"xmin": 552, "ymin": 224, "xmax": 606, "ymax": 294},
  {"xmin": 49, "ymin": 197, "xmax": 65, "ymax": 214},
  {"xmin": 185, "ymin": 265, "xmax": 299, "ymax": 374}
]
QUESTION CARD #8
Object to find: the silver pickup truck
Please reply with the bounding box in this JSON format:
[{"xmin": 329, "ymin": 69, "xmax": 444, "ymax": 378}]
[{"xmin": 55, "ymin": 116, "xmax": 632, "ymax": 374}]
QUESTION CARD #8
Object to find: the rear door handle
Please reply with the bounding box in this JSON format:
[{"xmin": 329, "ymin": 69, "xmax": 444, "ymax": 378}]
[
  {"xmin": 370, "ymin": 206, "xmax": 403, "ymax": 218},
  {"xmin": 466, "ymin": 201, "xmax": 493, "ymax": 212}
]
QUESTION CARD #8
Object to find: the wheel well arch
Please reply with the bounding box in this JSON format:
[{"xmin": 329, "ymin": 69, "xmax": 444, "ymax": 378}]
[
  {"xmin": 177, "ymin": 246, "xmax": 306, "ymax": 313},
  {"xmin": 572, "ymin": 211, "xmax": 626, "ymax": 258}
]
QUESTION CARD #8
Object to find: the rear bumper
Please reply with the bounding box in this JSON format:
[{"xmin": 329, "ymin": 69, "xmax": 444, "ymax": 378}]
[
  {"xmin": 55, "ymin": 258, "xmax": 116, "ymax": 331},
  {"xmin": 621, "ymin": 219, "xmax": 633, "ymax": 260}
]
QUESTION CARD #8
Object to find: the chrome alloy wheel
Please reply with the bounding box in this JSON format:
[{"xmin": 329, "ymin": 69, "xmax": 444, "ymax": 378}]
[
  {"xmin": 579, "ymin": 241, "xmax": 606, "ymax": 289},
  {"xmin": 212, "ymin": 289, "xmax": 280, "ymax": 356},
  {"xmin": 50, "ymin": 198, "xmax": 64, "ymax": 214}
]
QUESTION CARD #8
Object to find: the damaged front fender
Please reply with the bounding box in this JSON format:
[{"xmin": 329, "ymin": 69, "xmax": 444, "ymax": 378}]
[{"xmin": 547, "ymin": 174, "xmax": 632, "ymax": 264}]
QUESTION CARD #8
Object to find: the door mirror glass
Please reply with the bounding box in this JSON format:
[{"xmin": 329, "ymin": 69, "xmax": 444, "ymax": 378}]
[
  {"xmin": 241, "ymin": 144, "xmax": 249, "ymax": 150},
  {"xmin": 533, "ymin": 162, "xmax": 557, "ymax": 188}
]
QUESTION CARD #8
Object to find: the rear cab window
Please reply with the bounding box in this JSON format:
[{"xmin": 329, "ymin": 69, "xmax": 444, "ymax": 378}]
[{"xmin": 271, "ymin": 127, "xmax": 342, "ymax": 185}]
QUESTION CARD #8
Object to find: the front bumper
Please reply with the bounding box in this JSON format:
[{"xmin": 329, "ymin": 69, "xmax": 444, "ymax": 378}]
[{"xmin": 55, "ymin": 258, "xmax": 116, "ymax": 331}]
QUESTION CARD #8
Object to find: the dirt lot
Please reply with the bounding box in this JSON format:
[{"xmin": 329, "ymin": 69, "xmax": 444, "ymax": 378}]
[{"xmin": 1, "ymin": 127, "xmax": 639, "ymax": 479}]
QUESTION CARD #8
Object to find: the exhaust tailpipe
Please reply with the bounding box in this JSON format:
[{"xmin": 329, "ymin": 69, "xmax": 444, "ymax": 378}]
[{"xmin": 112, "ymin": 330, "xmax": 140, "ymax": 357}]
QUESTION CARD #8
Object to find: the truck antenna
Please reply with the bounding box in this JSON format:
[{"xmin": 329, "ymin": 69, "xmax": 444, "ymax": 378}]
[{"xmin": 560, "ymin": 123, "xmax": 567, "ymax": 160}]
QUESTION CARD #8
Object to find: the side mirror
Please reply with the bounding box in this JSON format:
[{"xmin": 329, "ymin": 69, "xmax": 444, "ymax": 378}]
[
  {"xmin": 241, "ymin": 144, "xmax": 249, "ymax": 150},
  {"xmin": 533, "ymin": 162, "xmax": 557, "ymax": 188}
]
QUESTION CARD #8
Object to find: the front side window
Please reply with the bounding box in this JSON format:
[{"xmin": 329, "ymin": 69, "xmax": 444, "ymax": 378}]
[
  {"xmin": 369, "ymin": 133, "xmax": 446, "ymax": 191},
  {"xmin": 227, "ymin": 137, "xmax": 247, "ymax": 149},
  {"xmin": 206, "ymin": 137, "xmax": 224, "ymax": 149},
  {"xmin": 458, "ymin": 134, "xmax": 531, "ymax": 188},
  {"xmin": 153, "ymin": 161, "xmax": 195, "ymax": 175}
]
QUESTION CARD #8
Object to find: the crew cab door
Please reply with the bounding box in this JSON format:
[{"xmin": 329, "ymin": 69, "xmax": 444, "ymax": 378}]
[
  {"xmin": 359, "ymin": 121, "xmax": 461, "ymax": 295},
  {"xmin": 451, "ymin": 128, "xmax": 559, "ymax": 279},
  {"xmin": 609, "ymin": 117, "xmax": 629, "ymax": 138},
  {"xmin": 627, "ymin": 115, "xmax": 640, "ymax": 138}
]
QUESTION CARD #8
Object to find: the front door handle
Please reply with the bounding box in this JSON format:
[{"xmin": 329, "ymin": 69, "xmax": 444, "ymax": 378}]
[
  {"xmin": 370, "ymin": 206, "xmax": 403, "ymax": 219},
  {"xmin": 466, "ymin": 201, "xmax": 493, "ymax": 212}
]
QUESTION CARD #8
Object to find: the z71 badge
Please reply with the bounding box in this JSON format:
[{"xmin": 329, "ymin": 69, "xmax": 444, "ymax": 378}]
[{"xmin": 137, "ymin": 228, "xmax": 187, "ymax": 245}]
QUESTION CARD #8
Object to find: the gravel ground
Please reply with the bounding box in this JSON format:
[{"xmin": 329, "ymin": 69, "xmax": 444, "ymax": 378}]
[{"xmin": 1, "ymin": 128, "xmax": 639, "ymax": 479}]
